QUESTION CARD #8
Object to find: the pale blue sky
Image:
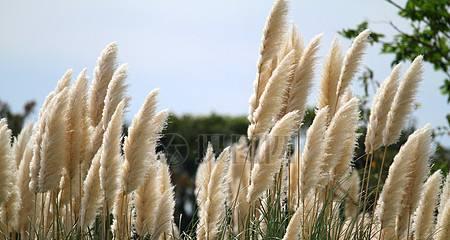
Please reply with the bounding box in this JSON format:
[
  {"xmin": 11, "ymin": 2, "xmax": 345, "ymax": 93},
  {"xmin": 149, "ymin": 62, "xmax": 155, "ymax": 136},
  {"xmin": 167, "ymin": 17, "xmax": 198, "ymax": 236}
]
[{"xmin": 0, "ymin": 0, "xmax": 448, "ymax": 145}]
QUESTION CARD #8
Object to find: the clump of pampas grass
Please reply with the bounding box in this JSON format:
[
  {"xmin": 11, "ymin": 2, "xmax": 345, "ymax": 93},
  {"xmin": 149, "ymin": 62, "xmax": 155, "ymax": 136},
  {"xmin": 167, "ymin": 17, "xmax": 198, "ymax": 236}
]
[{"xmin": 0, "ymin": 1, "xmax": 447, "ymax": 240}]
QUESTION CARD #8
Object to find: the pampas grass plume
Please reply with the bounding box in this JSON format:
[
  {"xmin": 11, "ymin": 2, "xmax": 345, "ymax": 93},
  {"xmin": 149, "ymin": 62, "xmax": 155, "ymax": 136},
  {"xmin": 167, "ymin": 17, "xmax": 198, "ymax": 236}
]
[
  {"xmin": 318, "ymin": 38, "xmax": 342, "ymax": 116},
  {"xmin": 365, "ymin": 64, "xmax": 401, "ymax": 153},
  {"xmin": 38, "ymin": 88, "xmax": 69, "ymax": 192},
  {"xmin": 89, "ymin": 42, "xmax": 118, "ymax": 127},
  {"xmin": 414, "ymin": 170, "xmax": 442, "ymax": 240},
  {"xmin": 122, "ymin": 89, "xmax": 158, "ymax": 193},
  {"xmin": 383, "ymin": 56, "xmax": 423, "ymax": 146},
  {"xmin": 299, "ymin": 107, "xmax": 328, "ymax": 199},
  {"xmin": 247, "ymin": 110, "xmax": 300, "ymax": 202},
  {"xmin": 248, "ymin": 50, "xmax": 295, "ymax": 139},
  {"xmin": 99, "ymin": 99, "xmax": 126, "ymax": 209},
  {"xmin": 249, "ymin": 0, "xmax": 288, "ymax": 121},
  {"xmin": 335, "ymin": 29, "xmax": 370, "ymax": 99}
]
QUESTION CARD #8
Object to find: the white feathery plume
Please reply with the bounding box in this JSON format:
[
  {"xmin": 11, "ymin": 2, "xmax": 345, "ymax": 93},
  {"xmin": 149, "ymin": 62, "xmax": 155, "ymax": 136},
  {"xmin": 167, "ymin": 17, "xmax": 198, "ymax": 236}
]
[
  {"xmin": 195, "ymin": 144, "xmax": 214, "ymax": 240},
  {"xmin": 247, "ymin": 111, "xmax": 300, "ymax": 202},
  {"xmin": 322, "ymin": 98, "xmax": 360, "ymax": 184},
  {"xmin": 196, "ymin": 143, "xmax": 214, "ymax": 217},
  {"xmin": 288, "ymin": 149, "xmax": 300, "ymax": 209},
  {"xmin": 249, "ymin": 0, "xmax": 288, "ymax": 122},
  {"xmin": 197, "ymin": 147, "xmax": 230, "ymax": 240},
  {"xmin": 101, "ymin": 64, "xmax": 128, "ymax": 130},
  {"xmin": 282, "ymin": 206, "xmax": 303, "ymax": 240},
  {"xmin": 318, "ymin": 38, "xmax": 343, "ymax": 117},
  {"xmin": 228, "ymin": 137, "xmax": 250, "ymax": 232},
  {"xmin": 0, "ymin": 119, "xmax": 13, "ymax": 205},
  {"xmin": 365, "ymin": 64, "xmax": 401, "ymax": 153},
  {"xmin": 152, "ymin": 155, "xmax": 177, "ymax": 239},
  {"xmin": 55, "ymin": 69, "xmax": 73, "ymax": 93},
  {"xmin": 335, "ymin": 29, "xmax": 370, "ymax": 101},
  {"xmin": 435, "ymin": 200, "xmax": 450, "ymax": 240},
  {"xmin": 375, "ymin": 125, "xmax": 431, "ymax": 233},
  {"xmin": 38, "ymin": 89, "xmax": 69, "ymax": 192},
  {"xmin": 12, "ymin": 123, "xmax": 33, "ymax": 168},
  {"xmin": 61, "ymin": 69, "xmax": 89, "ymax": 203},
  {"xmin": 88, "ymin": 42, "xmax": 118, "ymax": 127},
  {"xmin": 135, "ymin": 154, "xmax": 159, "ymax": 236},
  {"xmin": 122, "ymin": 89, "xmax": 159, "ymax": 193},
  {"xmin": 29, "ymin": 79, "xmax": 67, "ymax": 193},
  {"xmin": 1, "ymin": 184, "xmax": 20, "ymax": 231},
  {"xmin": 248, "ymin": 50, "xmax": 295, "ymax": 139},
  {"xmin": 80, "ymin": 149, "xmax": 103, "ymax": 229},
  {"xmin": 282, "ymin": 34, "xmax": 322, "ymax": 122},
  {"xmin": 395, "ymin": 124, "xmax": 432, "ymax": 237},
  {"xmin": 383, "ymin": 56, "xmax": 423, "ymax": 146},
  {"xmin": 299, "ymin": 107, "xmax": 328, "ymax": 199},
  {"xmin": 345, "ymin": 171, "xmax": 360, "ymax": 219},
  {"xmin": 413, "ymin": 170, "xmax": 442, "ymax": 240},
  {"xmin": 439, "ymin": 173, "xmax": 450, "ymax": 216},
  {"xmin": 17, "ymin": 143, "xmax": 34, "ymax": 232},
  {"xmin": 99, "ymin": 100, "xmax": 126, "ymax": 209}
]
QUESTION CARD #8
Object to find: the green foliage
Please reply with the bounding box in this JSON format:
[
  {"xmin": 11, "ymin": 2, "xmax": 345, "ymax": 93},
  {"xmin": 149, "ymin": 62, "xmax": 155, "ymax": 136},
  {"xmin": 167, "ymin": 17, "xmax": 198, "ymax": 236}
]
[
  {"xmin": 0, "ymin": 99, "xmax": 35, "ymax": 136},
  {"xmin": 339, "ymin": 0, "xmax": 450, "ymax": 124}
]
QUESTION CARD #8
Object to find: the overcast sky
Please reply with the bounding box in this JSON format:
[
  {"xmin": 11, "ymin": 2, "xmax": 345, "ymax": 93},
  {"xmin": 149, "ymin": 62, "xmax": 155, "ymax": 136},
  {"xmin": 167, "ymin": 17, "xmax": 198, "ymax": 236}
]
[{"xmin": 1, "ymin": 0, "xmax": 448, "ymax": 145}]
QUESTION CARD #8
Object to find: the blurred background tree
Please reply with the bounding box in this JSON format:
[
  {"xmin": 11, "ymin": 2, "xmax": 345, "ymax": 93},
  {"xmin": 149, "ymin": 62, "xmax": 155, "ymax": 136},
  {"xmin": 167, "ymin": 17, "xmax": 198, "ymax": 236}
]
[
  {"xmin": 0, "ymin": 99, "xmax": 35, "ymax": 136},
  {"xmin": 339, "ymin": 0, "xmax": 450, "ymax": 128}
]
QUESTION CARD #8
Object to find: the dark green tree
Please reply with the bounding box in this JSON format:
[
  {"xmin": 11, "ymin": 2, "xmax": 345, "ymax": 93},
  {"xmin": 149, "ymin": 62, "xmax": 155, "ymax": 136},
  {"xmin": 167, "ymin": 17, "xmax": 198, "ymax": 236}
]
[
  {"xmin": 339, "ymin": 0, "xmax": 450, "ymax": 126},
  {"xmin": 0, "ymin": 99, "xmax": 36, "ymax": 136}
]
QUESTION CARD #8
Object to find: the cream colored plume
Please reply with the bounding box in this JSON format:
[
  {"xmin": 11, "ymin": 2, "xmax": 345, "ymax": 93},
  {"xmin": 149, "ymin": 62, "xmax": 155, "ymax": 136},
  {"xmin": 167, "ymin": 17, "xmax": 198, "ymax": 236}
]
[
  {"xmin": 365, "ymin": 64, "xmax": 401, "ymax": 153},
  {"xmin": 38, "ymin": 88, "xmax": 69, "ymax": 192},
  {"xmin": 197, "ymin": 147, "xmax": 230, "ymax": 240},
  {"xmin": 396, "ymin": 125, "xmax": 432, "ymax": 237},
  {"xmin": 247, "ymin": 110, "xmax": 300, "ymax": 202},
  {"xmin": 196, "ymin": 143, "xmax": 214, "ymax": 216},
  {"xmin": 248, "ymin": 50, "xmax": 295, "ymax": 139},
  {"xmin": 375, "ymin": 125, "xmax": 431, "ymax": 234},
  {"xmin": 99, "ymin": 100, "xmax": 126, "ymax": 209},
  {"xmin": 318, "ymin": 38, "xmax": 343, "ymax": 117},
  {"xmin": 322, "ymin": 98, "xmax": 360, "ymax": 184},
  {"xmin": 56, "ymin": 69, "xmax": 73, "ymax": 92},
  {"xmin": 331, "ymin": 129, "xmax": 358, "ymax": 184},
  {"xmin": 17, "ymin": 143, "xmax": 34, "ymax": 232},
  {"xmin": 228, "ymin": 137, "xmax": 249, "ymax": 202},
  {"xmin": 1, "ymin": 184, "xmax": 20, "ymax": 231},
  {"xmin": 29, "ymin": 102, "xmax": 50, "ymax": 193},
  {"xmin": 89, "ymin": 42, "xmax": 118, "ymax": 127},
  {"xmin": 227, "ymin": 137, "xmax": 250, "ymax": 232},
  {"xmin": 335, "ymin": 29, "xmax": 370, "ymax": 102},
  {"xmin": 383, "ymin": 56, "xmax": 423, "ymax": 146},
  {"xmin": 61, "ymin": 70, "xmax": 89, "ymax": 203},
  {"xmin": 12, "ymin": 123, "xmax": 33, "ymax": 168},
  {"xmin": 299, "ymin": 107, "xmax": 328, "ymax": 199},
  {"xmin": 135, "ymin": 155, "xmax": 159, "ymax": 236},
  {"xmin": 249, "ymin": 0, "xmax": 288, "ymax": 122},
  {"xmin": 101, "ymin": 64, "xmax": 128, "ymax": 130},
  {"xmin": 279, "ymin": 24, "xmax": 303, "ymax": 64},
  {"xmin": 435, "ymin": 200, "xmax": 450, "ymax": 240},
  {"xmin": 345, "ymin": 171, "xmax": 360, "ymax": 219},
  {"xmin": 80, "ymin": 149, "xmax": 103, "ymax": 229},
  {"xmin": 122, "ymin": 89, "xmax": 159, "ymax": 193},
  {"xmin": 281, "ymin": 34, "xmax": 322, "ymax": 122},
  {"xmin": 439, "ymin": 173, "xmax": 450, "ymax": 216},
  {"xmin": 413, "ymin": 170, "xmax": 442, "ymax": 240},
  {"xmin": 0, "ymin": 119, "xmax": 13, "ymax": 205},
  {"xmin": 288, "ymin": 149, "xmax": 300, "ymax": 209},
  {"xmin": 29, "ymin": 81, "xmax": 64, "ymax": 193},
  {"xmin": 282, "ymin": 206, "xmax": 303, "ymax": 240},
  {"xmin": 152, "ymin": 155, "xmax": 177, "ymax": 239}
]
